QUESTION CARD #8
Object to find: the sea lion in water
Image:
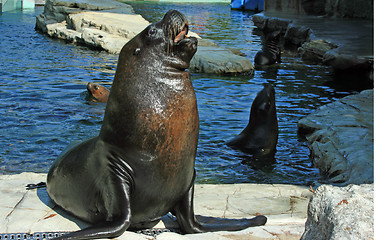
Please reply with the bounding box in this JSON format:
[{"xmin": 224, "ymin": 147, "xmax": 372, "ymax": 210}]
[
  {"xmin": 227, "ymin": 83, "xmax": 278, "ymax": 158},
  {"xmin": 47, "ymin": 10, "xmax": 266, "ymax": 240},
  {"xmin": 86, "ymin": 82, "xmax": 110, "ymax": 103},
  {"xmin": 254, "ymin": 30, "xmax": 282, "ymax": 67}
]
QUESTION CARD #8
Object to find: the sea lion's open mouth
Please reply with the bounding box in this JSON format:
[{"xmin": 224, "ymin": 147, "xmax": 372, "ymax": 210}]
[{"xmin": 174, "ymin": 24, "xmax": 188, "ymax": 43}]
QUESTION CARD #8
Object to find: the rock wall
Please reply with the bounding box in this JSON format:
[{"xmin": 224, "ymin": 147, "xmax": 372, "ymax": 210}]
[
  {"xmin": 298, "ymin": 90, "xmax": 373, "ymax": 185},
  {"xmin": 264, "ymin": 0, "xmax": 373, "ymax": 19},
  {"xmin": 252, "ymin": 14, "xmax": 313, "ymax": 50}
]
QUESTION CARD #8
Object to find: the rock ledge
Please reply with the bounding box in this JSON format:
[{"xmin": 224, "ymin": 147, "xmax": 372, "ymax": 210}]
[
  {"xmin": 35, "ymin": 0, "xmax": 254, "ymax": 75},
  {"xmin": 298, "ymin": 89, "xmax": 373, "ymax": 185}
]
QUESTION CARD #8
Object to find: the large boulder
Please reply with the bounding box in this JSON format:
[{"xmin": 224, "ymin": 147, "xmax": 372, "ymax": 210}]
[
  {"xmin": 323, "ymin": 51, "xmax": 374, "ymax": 88},
  {"xmin": 298, "ymin": 39, "xmax": 338, "ymax": 64},
  {"xmin": 36, "ymin": 11, "xmax": 150, "ymax": 53},
  {"xmin": 41, "ymin": 0, "xmax": 135, "ymax": 23},
  {"xmin": 284, "ymin": 24, "xmax": 313, "ymax": 50},
  {"xmin": 36, "ymin": 0, "xmax": 253, "ymax": 75},
  {"xmin": 252, "ymin": 14, "xmax": 313, "ymax": 51},
  {"xmin": 190, "ymin": 46, "xmax": 254, "ymax": 75},
  {"xmin": 298, "ymin": 90, "xmax": 373, "ymax": 185},
  {"xmin": 252, "ymin": 14, "xmax": 291, "ymax": 34},
  {"xmin": 301, "ymin": 184, "xmax": 374, "ymax": 240}
]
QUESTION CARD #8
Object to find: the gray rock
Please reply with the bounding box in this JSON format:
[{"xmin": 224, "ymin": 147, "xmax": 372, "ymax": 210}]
[
  {"xmin": 35, "ymin": 0, "xmax": 145, "ymax": 48},
  {"xmin": 36, "ymin": 0, "xmax": 253, "ymax": 75},
  {"xmin": 190, "ymin": 46, "xmax": 254, "ymax": 75},
  {"xmin": 323, "ymin": 52, "xmax": 374, "ymax": 87},
  {"xmin": 284, "ymin": 24, "xmax": 313, "ymax": 49},
  {"xmin": 66, "ymin": 11, "xmax": 147, "ymax": 39},
  {"xmin": 47, "ymin": 0, "xmax": 135, "ymax": 13},
  {"xmin": 298, "ymin": 39, "xmax": 338, "ymax": 64},
  {"xmin": 298, "ymin": 90, "xmax": 373, "ymax": 185},
  {"xmin": 252, "ymin": 14, "xmax": 292, "ymax": 33},
  {"xmin": 81, "ymin": 27, "xmax": 129, "ymax": 53},
  {"xmin": 301, "ymin": 184, "xmax": 374, "ymax": 240},
  {"xmin": 252, "ymin": 14, "xmax": 312, "ymax": 51},
  {"xmin": 40, "ymin": 0, "xmax": 134, "ymax": 24}
]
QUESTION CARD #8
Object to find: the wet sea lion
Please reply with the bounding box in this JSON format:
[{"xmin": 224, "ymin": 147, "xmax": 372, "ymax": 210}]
[
  {"xmin": 227, "ymin": 83, "xmax": 278, "ymax": 158},
  {"xmin": 254, "ymin": 30, "xmax": 282, "ymax": 67},
  {"xmin": 86, "ymin": 82, "xmax": 110, "ymax": 103},
  {"xmin": 47, "ymin": 10, "xmax": 266, "ymax": 240}
]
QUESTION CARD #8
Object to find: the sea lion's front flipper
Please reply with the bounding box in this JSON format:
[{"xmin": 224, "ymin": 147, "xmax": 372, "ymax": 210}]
[{"xmin": 172, "ymin": 181, "xmax": 267, "ymax": 234}]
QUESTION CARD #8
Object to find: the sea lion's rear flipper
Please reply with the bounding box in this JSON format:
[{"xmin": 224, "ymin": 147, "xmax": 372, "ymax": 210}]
[
  {"xmin": 172, "ymin": 181, "xmax": 267, "ymax": 234},
  {"xmin": 52, "ymin": 180, "xmax": 132, "ymax": 240},
  {"xmin": 52, "ymin": 154, "xmax": 134, "ymax": 240}
]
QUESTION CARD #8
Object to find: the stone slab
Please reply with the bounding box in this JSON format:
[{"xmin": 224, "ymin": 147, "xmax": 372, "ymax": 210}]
[{"xmin": 0, "ymin": 172, "xmax": 311, "ymax": 239}]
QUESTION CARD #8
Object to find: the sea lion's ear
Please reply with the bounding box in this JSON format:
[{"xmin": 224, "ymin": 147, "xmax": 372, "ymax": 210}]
[{"xmin": 134, "ymin": 48, "xmax": 141, "ymax": 55}]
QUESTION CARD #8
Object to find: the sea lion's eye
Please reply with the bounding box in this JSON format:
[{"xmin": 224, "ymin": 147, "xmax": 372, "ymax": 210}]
[
  {"xmin": 149, "ymin": 28, "xmax": 157, "ymax": 35},
  {"xmin": 134, "ymin": 48, "xmax": 141, "ymax": 55}
]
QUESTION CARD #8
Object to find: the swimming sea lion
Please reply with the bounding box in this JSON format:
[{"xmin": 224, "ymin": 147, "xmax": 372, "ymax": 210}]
[
  {"xmin": 227, "ymin": 83, "xmax": 278, "ymax": 158},
  {"xmin": 254, "ymin": 30, "xmax": 282, "ymax": 67},
  {"xmin": 86, "ymin": 82, "xmax": 110, "ymax": 103},
  {"xmin": 47, "ymin": 10, "xmax": 266, "ymax": 240}
]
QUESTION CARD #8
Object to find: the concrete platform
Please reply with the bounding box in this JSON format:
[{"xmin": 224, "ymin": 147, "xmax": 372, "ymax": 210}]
[{"xmin": 0, "ymin": 172, "xmax": 312, "ymax": 239}]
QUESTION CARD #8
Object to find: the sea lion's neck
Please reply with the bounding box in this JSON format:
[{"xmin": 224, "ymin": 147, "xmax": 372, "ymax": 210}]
[{"xmin": 99, "ymin": 53, "xmax": 192, "ymax": 151}]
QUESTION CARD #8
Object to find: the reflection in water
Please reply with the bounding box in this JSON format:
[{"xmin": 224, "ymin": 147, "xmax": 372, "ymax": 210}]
[{"xmin": 0, "ymin": 4, "xmax": 370, "ymax": 185}]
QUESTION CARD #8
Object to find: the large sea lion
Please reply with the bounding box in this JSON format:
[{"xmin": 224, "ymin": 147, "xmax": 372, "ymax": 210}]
[
  {"xmin": 47, "ymin": 10, "xmax": 266, "ymax": 240},
  {"xmin": 254, "ymin": 30, "xmax": 282, "ymax": 68},
  {"xmin": 86, "ymin": 82, "xmax": 110, "ymax": 103},
  {"xmin": 227, "ymin": 83, "xmax": 278, "ymax": 158}
]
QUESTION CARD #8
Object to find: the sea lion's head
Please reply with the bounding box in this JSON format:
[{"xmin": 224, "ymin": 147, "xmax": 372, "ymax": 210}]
[
  {"xmin": 250, "ymin": 83, "xmax": 276, "ymax": 124},
  {"xmin": 87, "ymin": 82, "xmax": 110, "ymax": 103},
  {"xmin": 119, "ymin": 10, "xmax": 197, "ymax": 73}
]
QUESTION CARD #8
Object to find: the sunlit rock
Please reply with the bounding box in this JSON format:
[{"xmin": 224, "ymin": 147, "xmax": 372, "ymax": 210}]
[
  {"xmin": 301, "ymin": 184, "xmax": 374, "ymax": 240},
  {"xmin": 298, "ymin": 90, "xmax": 373, "ymax": 185},
  {"xmin": 35, "ymin": 0, "xmax": 253, "ymax": 75}
]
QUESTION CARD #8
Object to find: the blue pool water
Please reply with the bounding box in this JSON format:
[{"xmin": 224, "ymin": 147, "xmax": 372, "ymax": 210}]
[{"xmin": 0, "ymin": 4, "xmax": 369, "ymax": 185}]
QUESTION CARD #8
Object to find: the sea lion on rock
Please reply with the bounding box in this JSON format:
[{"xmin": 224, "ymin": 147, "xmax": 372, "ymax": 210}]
[
  {"xmin": 47, "ymin": 10, "xmax": 266, "ymax": 240},
  {"xmin": 227, "ymin": 83, "xmax": 278, "ymax": 158},
  {"xmin": 254, "ymin": 30, "xmax": 282, "ymax": 67},
  {"xmin": 86, "ymin": 82, "xmax": 110, "ymax": 103}
]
